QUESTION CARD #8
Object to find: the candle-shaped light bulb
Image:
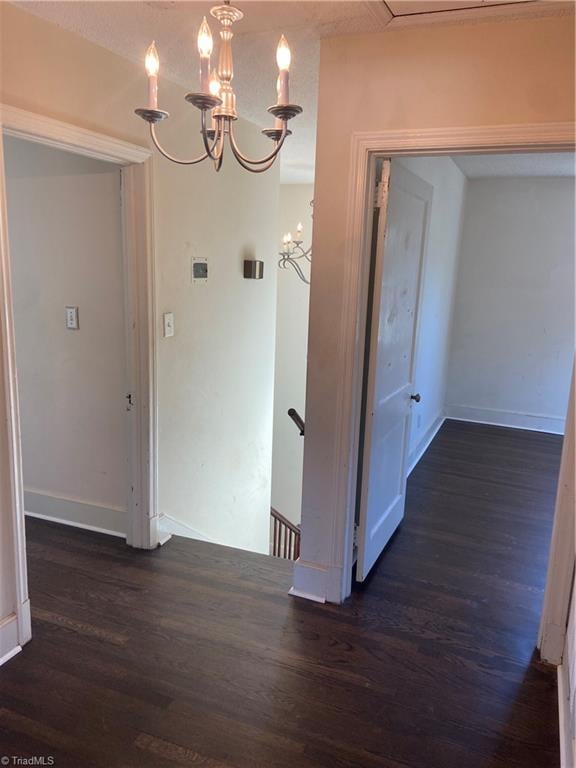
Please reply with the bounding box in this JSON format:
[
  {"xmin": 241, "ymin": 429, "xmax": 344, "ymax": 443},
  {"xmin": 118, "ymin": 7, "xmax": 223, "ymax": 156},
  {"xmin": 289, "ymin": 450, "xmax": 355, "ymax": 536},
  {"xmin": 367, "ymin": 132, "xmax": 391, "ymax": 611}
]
[
  {"xmin": 145, "ymin": 41, "xmax": 159, "ymax": 109},
  {"xmin": 276, "ymin": 35, "xmax": 291, "ymax": 106},
  {"xmin": 287, "ymin": 232, "xmax": 292, "ymax": 243},
  {"xmin": 276, "ymin": 35, "xmax": 291, "ymax": 72},
  {"xmin": 145, "ymin": 41, "xmax": 160, "ymax": 76},
  {"xmin": 198, "ymin": 17, "xmax": 213, "ymax": 92},
  {"xmin": 209, "ymin": 70, "xmax": 221, "ymax": 98},
  {"xmin": 296, "ymin": 222, "xmax": 303, "ymax": 240}
]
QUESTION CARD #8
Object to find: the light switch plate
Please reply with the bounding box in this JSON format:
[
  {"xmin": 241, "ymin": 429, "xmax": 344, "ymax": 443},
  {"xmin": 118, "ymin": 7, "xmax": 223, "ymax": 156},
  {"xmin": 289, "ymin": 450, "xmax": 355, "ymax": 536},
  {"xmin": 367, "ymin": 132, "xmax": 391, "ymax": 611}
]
[
  {"xmin": 65, "ymin": 306, "xmax": 79, "ymax": 330},
  {"xmin": 163, "ymin": 312, "xmax": 175, "ymax": 338}
]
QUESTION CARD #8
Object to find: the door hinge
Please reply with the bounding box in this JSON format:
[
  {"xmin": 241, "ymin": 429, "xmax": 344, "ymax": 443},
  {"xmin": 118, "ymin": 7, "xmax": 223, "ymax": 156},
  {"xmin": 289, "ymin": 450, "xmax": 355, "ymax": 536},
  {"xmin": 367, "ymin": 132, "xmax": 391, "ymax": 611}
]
[
  {"xmin": 375, "ymin": 161, "xmax": 391, "ymax": 208},
  {"xmin": 374, "ymin": 175, "xmax": 390, "ymax": 209},
  {"xmin": 126, "ymin": 393, "xmax": 134, "ymax": 410},
  {"xmin": 353, "ymin": 523, "xmax": 360, "ymax": 548}
]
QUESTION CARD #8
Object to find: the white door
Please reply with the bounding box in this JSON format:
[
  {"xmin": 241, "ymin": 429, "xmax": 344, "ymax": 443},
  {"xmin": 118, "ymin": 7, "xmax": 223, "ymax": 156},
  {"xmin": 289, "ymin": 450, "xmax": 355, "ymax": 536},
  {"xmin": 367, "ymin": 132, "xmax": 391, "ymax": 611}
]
[{"xmin": 356, "ymin": 159, "xmax": 432, "ymax": 581}]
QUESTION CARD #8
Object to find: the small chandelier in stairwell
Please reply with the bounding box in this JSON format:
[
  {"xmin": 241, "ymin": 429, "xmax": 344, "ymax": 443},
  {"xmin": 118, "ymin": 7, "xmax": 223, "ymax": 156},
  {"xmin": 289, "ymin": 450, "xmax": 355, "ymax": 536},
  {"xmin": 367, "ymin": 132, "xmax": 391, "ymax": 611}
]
[
  {"xmin": 278, "ymin": 201, "xmax": 313, "ymax": 284},
  {"xmin": 135, "ymin": 1, "xmax": 302, "ymax": 173}
]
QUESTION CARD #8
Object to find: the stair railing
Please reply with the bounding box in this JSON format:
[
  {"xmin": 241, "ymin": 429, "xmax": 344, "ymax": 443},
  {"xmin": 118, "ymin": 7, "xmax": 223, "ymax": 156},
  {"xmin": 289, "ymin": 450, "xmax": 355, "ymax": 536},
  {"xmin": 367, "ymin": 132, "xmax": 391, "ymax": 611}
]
[
  {"xmin": 288, "ymin": 408, "xmax": 305, "ymax": 436},
  {"xmin": 270, "ymin": 507, "xmax": 301, "ymax": 560}
]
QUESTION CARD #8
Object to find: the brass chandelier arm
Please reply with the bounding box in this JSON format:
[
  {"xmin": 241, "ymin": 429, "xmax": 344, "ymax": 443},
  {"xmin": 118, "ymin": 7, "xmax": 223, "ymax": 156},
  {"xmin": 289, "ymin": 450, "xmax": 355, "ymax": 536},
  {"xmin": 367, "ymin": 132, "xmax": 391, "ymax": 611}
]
[
  {"xmin": 149, "ymin": 120, "xmax": 222, "ymax": 165},
  {"xmin": 213, "ymin": 131, "xmax": 226, "ymax": 171},
  {"xmin": 228, "ymin": 120, "xmax": 288, "ymax": 166},
  {"xmin": 200, "ymin": 111, "xmax": 226, "ymax": 161},
  {"xmin": 288, "ymin": 243, "xmax": 312, "ymax": 262},
  {"xmin": 279, "ymin": 256, "xmax": 310, "ymax": 285},
  {"xmin": 229, "ymin": 151, "xmax": 279, "ymax": 174}
]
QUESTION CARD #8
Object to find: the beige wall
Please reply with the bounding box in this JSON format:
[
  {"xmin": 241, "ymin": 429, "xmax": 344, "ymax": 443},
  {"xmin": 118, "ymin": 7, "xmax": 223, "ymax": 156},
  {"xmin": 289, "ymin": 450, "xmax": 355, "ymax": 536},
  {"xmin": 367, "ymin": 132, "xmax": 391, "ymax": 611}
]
[
  {"xmin": 300, "ymin": 13, "xmax": 575, "ymax": 600},
  {"xmin": 0, "ymin": 3, "xmax": 280, "ymax": 555},
  {"xmin": 272, "ymin": 184, "xmax": 313, "ymax": 524}
]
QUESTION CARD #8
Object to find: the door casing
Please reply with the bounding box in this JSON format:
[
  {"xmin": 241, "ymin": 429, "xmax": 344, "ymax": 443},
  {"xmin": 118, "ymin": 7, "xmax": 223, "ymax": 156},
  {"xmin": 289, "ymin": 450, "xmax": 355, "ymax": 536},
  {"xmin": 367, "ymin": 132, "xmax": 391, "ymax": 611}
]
[
  {"xmin": 291, "ymin": 121, "xmax": 575, "ymax": 605},
  {"xmin": 0, "ymin": 104, "xmax": 159, "ymax": 659}
]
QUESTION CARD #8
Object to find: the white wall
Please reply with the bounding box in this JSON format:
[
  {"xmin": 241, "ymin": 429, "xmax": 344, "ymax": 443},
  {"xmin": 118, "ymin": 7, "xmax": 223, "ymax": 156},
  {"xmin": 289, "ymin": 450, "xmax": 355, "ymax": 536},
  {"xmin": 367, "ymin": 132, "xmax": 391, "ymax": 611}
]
[
  {"xmin": 156, "ymin": 111, "xmax": 280, "ymax": 555},
  {"xmin": 5, "ymin": 136, "xmax": 129, "ymax": 535},
  {"xmin": 447, "ymin": 177, "xmax": 575, "ymax": 433},
  {"xmin": 271, "ymin": 184, "xmax": 313, "ymax": 524},
  {"xmin": 395, "ymin": 157, "xmax": 467, "ymax": 470}
]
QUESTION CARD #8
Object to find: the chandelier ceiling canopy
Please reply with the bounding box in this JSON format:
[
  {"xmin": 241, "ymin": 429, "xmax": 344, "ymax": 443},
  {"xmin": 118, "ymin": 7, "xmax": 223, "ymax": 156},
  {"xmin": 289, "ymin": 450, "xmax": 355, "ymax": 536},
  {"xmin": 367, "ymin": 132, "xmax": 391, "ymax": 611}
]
[{"xmin": 135, "ymin": 1, "xmax": 302, "ymax": 174}]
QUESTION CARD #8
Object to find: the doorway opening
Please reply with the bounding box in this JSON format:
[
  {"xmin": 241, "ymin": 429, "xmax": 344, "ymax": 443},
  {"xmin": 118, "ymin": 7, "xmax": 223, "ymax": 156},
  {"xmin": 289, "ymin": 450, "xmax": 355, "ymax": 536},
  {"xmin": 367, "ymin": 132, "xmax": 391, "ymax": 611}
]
[
  {"xmin": 270, "ymin": 184, "xmax": 313, "ymax": 560},
  {"xmin": 355, "ymin": 151, "xmax": 574, "ymax": 583},
  {"xmin": 4, "ymin": 135, "xmax": 132, "ymax": 539},
  {"xmin": 0, "ymin": 106, "xmax": 157, "ymax": 578}
]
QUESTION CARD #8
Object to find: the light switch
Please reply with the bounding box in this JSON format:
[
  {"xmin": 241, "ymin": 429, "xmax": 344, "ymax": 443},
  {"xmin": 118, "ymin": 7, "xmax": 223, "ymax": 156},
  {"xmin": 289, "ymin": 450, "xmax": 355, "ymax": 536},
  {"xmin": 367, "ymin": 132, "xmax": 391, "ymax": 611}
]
[
  {"xmin": 65, "ymin": 306, "xmax": 79, "ymax": 330},
  {"xmin": 163, "ymin": 312, "xmax": 175, "ymax": 338}
]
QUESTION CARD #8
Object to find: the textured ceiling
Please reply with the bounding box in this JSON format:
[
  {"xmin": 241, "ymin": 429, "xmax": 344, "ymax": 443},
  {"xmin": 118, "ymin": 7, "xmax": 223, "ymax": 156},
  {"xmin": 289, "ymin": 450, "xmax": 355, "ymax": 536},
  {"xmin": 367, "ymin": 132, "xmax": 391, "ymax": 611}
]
[
  {"xmin": 12, "ymin": 1, "xmax": 567, "ymax": 183},
  {"xmin": 13, "ymin": 1, "xmax": 394, "ymax": 183},
  {"xmin": 453, "ymin": 152, "xmax": 576, "ymax": 178},
  {"xmin": 386, "ymin": 0, "xmax": 533, "ymax": 15}
]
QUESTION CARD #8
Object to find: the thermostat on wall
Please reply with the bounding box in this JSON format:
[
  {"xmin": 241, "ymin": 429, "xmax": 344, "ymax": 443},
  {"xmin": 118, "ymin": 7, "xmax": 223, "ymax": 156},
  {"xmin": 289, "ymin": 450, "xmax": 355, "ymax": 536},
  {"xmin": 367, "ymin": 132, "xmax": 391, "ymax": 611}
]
[{"xmin": 192, "ymin": 257, "xmax": 208, "ymax": 282}]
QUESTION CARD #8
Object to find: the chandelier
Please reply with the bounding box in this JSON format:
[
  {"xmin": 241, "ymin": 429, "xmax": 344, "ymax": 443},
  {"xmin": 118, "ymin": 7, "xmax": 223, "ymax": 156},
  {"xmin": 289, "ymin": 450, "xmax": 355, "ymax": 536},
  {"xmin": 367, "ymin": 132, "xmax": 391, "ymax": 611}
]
[
  {"xmin": 135, "ymin": 2, "xmax": 302, "ymax": 173},
  {"xmin": 278, "ymin": 201, "xmax": 313, "ymax": 284}
]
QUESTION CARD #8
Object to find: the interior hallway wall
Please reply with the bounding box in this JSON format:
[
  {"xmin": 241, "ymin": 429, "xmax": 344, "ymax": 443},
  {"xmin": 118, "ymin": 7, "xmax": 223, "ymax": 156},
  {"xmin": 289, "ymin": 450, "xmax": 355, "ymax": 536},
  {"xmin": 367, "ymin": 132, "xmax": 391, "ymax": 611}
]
[
  {"xmin": 0, "ymin": 3, "xmax": 280, "ymax": 555},
  {"xmin": 5, "ymin": 136, "xmax": 129, "ymax": 535},
  {"xmin": 298, "ymin": 10, "xmax": 574, "ymax": 602},
  {"xmin": 446, "ymin": 176, "xmax": 575, "ymax": 433},
  {"xmin": 155, "ymin": 115, "xmax": 279, "ymax": 553},
  {"xmin": 272, "ymin": 183, "xmax": 313, "ymax": 524},
  {"xmin": 395, "ymin": 157, "xmax": 466, "ymax": 470}
]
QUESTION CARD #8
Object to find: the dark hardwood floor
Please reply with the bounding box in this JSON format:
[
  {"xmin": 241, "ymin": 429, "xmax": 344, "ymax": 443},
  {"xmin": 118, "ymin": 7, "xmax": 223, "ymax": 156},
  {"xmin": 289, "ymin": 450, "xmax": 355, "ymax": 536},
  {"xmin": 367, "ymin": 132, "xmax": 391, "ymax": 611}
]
[{"xmin": 0, "ymin": 420, "xmax": 562, "ymax": 767}]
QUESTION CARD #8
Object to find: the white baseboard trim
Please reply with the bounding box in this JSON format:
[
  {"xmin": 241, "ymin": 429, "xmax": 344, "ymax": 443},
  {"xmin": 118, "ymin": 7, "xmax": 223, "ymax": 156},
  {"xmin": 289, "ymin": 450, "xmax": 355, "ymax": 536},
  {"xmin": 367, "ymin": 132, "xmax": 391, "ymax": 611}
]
[
  {"xmin": 157, "ymin": 530, "xmax": 173, "ymax": 547},
  {"xmin": 0, "ymin": 613, "xmax": 21, "ymax": 667},
  {"xmin": 25, "ymin": 510, "xmax": 125, "ymax": 539},
  {"xmin": 159, "ymin": 514, "xmax": 216, "ymax": 544},
  {"xmin": 288, "ymin": 585, "xmax": 326, "ymax": 603},
  {"xmin": 407, "ymin": 415, "xmax": 445, "ymax": 475},
  {"xmin": 19, "ymin": 598, "xmax": 32, "ymax": 646},
  {"xmin": 445, "ymin": 405, "xmax": 564, "ymax": 435},
  {"xmin": 0, "ymin": 645, "xmax": 21, "ymax": 668},
  {"xmin": 291, "ymin": 559, "xmax": 331, "ymax": 604},
  {"xmin": 24, "ymin": 488, "xmax": 126, "ymax": 538},
  {"xmin": 558, "ymin": 663, "xmax": 575, "ymax": 768}
]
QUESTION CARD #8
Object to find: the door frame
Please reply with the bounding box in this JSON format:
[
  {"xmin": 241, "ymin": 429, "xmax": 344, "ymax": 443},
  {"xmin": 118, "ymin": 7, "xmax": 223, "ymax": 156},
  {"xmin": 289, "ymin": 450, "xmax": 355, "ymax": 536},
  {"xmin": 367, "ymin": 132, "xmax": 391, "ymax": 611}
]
[
  {"xmin": 539, "ymin": 363, "xmax": 574, "ymax": 665},
  {"xmin": 0, "ymin": 104, "xmax": 159, "ymax": 654},
  {"xmin": 309, "ymin": 121, "xmax": 575, "ymax": 605}
]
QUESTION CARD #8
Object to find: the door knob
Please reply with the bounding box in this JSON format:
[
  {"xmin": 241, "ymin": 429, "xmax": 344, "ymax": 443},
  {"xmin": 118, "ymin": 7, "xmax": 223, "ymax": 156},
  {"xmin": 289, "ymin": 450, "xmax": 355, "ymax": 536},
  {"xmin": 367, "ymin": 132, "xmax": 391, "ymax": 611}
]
[{"xmin": 410, "ymin": 393, "xmax": 421, "ymax": 403}]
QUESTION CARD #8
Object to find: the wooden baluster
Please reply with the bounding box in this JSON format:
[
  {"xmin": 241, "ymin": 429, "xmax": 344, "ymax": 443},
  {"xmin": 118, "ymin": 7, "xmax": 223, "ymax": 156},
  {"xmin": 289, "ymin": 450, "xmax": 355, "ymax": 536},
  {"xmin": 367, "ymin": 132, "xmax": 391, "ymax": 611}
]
[{"xmin": 270, "ymin": 509, "xmax": 301, "ymax": 560}]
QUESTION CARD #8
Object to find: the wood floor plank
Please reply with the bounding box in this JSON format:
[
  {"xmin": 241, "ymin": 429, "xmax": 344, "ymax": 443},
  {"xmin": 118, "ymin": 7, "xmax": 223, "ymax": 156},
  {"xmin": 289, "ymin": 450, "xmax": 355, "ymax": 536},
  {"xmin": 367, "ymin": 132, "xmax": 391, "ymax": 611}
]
[{"xmin": 0, "ymin": 420, "xmax": 561, "ymax": 767}]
